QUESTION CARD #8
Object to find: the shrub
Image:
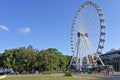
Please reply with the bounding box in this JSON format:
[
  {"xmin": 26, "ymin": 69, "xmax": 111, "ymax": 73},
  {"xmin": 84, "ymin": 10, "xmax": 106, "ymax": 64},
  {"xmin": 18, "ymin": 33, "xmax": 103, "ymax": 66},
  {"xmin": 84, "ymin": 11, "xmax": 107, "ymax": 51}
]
[{"xmin": 64, "ymin": 72, "xmax": 72, "ymax": 76}]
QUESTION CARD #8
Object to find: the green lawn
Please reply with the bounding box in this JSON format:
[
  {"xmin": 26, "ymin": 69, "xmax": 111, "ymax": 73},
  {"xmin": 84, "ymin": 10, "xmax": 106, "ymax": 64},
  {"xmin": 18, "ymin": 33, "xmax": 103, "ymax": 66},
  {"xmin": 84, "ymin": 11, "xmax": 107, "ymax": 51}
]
[{"xmin": 1, "ymin": 76, "xmax": 102, "ymax": 80}]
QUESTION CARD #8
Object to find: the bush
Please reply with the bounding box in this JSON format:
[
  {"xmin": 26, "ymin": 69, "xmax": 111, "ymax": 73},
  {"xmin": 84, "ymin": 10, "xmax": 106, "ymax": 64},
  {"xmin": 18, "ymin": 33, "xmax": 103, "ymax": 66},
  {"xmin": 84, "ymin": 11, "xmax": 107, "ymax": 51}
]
[{"xmin": 64, "ymin": 72, "xmax": 72, "ymax": 76}]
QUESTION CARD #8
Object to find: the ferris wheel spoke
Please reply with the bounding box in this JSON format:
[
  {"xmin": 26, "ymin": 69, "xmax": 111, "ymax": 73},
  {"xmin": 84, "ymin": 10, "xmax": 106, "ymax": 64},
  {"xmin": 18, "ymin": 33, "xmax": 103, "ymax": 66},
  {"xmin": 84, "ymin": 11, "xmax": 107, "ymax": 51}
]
[
  {"xmin": 80, "ymin": 37, "xmax": 90, "ymax": 65},
  {"xmin": 82, "ymin": 6, "xmax": 99, "ymax": 32},
  {"xmin": 87, "ymin": 19, "xmax": 99, "ymax": 32},
  {"xmin": 88, "ymin": 33, "xmax": 99, "ymax": 36},
  {"xmin": 88, "ymin": 37, "xmax": 98, "ymax": 47},
  {"xmin": 86, "ymin": 37, "xmax": 96, "ymax": 53}
]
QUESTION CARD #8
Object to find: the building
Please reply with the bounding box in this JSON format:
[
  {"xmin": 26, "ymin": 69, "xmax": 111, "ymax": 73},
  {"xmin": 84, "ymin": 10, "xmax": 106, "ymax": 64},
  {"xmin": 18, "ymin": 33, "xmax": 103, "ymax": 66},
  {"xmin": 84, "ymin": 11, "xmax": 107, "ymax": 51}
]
[{"xmin": 100, "ymin": 49, "xmax": 120, "ymax": 71}]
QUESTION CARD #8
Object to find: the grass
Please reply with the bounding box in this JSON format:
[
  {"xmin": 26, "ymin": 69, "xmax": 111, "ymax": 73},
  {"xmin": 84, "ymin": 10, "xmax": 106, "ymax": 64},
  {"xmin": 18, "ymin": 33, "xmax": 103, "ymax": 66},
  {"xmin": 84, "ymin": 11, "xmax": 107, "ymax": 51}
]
[{"xmin": 1, "ymin": 76, "xmax": 102, "ymax": 80}]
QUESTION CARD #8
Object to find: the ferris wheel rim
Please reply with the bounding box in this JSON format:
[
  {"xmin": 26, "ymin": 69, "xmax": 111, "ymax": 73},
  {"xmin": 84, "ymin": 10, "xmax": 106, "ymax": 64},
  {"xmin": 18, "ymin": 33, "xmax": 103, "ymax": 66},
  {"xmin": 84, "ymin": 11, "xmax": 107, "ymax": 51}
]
[{"xmin": 70, "ymin": 1, "xmax": 106, "ymax": 55}]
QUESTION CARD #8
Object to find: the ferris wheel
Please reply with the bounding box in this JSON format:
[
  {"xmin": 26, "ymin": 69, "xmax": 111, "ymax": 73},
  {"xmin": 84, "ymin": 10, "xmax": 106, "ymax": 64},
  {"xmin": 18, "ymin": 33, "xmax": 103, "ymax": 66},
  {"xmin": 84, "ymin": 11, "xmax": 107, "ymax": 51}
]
[{"xmin": 69, "ymin": 1, "xmax": 106, "ymax": 70}]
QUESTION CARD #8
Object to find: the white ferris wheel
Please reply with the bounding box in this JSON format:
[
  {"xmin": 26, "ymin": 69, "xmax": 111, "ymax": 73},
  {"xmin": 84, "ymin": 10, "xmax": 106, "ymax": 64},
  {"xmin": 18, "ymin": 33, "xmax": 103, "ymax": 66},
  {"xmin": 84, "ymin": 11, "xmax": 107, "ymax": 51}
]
[{"xmin": 69, "ymin": 1, "xmax": 106, "ymax": 70}]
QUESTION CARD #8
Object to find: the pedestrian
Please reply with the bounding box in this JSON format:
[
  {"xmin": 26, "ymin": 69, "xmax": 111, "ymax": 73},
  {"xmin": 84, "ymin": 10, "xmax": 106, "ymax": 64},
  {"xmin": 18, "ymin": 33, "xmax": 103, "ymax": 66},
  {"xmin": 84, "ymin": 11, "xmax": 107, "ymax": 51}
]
[{"xmin": 103, "ymin": 69, "xmax": 106, "ymax": 76}]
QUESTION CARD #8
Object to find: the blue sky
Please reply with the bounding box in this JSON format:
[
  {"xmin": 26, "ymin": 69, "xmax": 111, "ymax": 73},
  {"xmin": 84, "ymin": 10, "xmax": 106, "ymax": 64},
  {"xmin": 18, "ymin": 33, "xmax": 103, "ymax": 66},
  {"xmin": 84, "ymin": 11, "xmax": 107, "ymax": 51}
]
[{"xmin": 0, "ymin": 0, "xmax": 119, "ymax": 55}]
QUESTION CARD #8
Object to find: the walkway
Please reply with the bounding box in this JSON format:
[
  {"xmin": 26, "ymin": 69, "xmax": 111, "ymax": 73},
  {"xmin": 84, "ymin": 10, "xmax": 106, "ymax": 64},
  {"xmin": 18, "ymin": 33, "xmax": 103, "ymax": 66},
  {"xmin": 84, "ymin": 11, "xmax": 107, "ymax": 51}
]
[
  {"xmin": 104, "ymin": 72, "xmax": 120, "ymax": 80},
  {"xmin": 73, "ymin": 72, "xmax": 120, "ymax": 80}
]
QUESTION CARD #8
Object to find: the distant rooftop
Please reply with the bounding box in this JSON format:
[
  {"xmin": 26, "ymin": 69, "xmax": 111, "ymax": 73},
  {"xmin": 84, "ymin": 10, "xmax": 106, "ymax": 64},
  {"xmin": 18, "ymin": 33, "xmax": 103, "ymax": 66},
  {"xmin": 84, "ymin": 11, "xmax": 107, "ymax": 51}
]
[{"xmin": 104, "ymin": 48, "xmax": 120, "ymax": 55}]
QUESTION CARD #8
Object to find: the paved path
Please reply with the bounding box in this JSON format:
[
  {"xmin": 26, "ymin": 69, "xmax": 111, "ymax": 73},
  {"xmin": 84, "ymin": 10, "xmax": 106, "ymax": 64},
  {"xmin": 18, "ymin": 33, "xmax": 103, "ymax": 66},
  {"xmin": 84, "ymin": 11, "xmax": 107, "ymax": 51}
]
[
  {"xmin": 73, "ymin": 72, "xmax": 120, "ymax": 80},
  {"xmin": 106, "ymin": 75, "xmax": 120, "ymax": 80},
  {"xmin": 104, "ymin": 72, "xmax": 120, "ymax": 80}
]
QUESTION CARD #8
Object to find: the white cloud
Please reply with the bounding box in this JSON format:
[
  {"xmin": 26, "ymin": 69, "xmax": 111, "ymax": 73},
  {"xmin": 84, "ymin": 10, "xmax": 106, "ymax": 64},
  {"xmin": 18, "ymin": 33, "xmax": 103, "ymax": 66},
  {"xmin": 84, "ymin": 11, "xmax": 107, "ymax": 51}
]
[
  {"xmin": 20, "ymin": 27, "xmax": 31, "ymax": 34},
  {"xmin": 0, "ymin": 25, "xmax": 9, "ymax": 31}
]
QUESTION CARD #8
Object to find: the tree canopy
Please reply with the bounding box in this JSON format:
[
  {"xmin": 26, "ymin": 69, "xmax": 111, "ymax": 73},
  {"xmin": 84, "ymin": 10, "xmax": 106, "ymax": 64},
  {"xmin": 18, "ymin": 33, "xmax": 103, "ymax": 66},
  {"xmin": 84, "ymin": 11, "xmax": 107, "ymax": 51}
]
[{"xmin": 0, "ymin": 45, "xmax": 69, "ymax": 74}]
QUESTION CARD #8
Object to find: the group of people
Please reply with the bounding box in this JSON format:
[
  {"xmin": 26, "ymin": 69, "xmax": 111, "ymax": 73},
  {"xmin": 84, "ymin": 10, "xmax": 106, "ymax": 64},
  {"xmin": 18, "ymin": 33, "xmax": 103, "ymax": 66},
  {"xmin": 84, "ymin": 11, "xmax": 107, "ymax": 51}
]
[
  {"xmin": 95, "ymin": 67, "xmax": 114, "ymax": 76},
  {"xmin": 103, "ymin": 69, "xmax": 109, "ymax": 76},
  {"xmin": 103, "ymin": 68, "xmax": 114, "ymax": 76}
]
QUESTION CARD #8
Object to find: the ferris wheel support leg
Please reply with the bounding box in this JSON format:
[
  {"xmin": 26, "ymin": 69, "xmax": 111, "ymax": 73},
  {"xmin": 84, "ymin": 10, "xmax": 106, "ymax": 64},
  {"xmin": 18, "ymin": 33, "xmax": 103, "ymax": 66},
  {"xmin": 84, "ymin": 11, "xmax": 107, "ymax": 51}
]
[
  {"xmin": 76, "ymin": 37, "xmax": 81, "ymax": 70},
  {"xmin": 87, "ymin": 55, "xmax": 90, "ymax": 66},
  {"xmin": 80, "ymin": 57, "xmax": 83, "ymax": 67},
  {"xmin": 97, "ymin": 54, "xmax": 105, "ymax": 66},
  {"xmin": 68, "ymin": 54, "xmax": 74, "ymax": 69}
]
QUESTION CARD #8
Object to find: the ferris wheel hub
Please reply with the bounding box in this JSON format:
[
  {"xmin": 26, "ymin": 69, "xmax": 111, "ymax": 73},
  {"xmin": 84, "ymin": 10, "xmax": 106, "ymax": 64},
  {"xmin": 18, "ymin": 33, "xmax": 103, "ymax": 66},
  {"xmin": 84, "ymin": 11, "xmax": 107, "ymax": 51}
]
[{"xmin": 77, "ymin": 32, "xmax": 88, "ymax": 37}]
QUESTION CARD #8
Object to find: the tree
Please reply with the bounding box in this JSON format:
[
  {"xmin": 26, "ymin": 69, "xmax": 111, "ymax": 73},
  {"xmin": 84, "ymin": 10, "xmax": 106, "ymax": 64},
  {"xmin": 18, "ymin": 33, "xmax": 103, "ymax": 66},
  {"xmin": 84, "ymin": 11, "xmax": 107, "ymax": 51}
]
[
  {"xmin": 38, "ymin": 50, "xmax": 51, "ymax": 72},
  {"xmin": 2, "ymin": 50, "xmax": 14, "ymax": 68},
  {"xmin": 45, "ymin": 48, "xmax": 68, "ymax": 72},
  {"xmin": 0, "ymin": 54, "xmax": 4, "ymax": 67},
  {"xmin": 0, "ymin": 46, "xmax": 69, "ymax": 74}
]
